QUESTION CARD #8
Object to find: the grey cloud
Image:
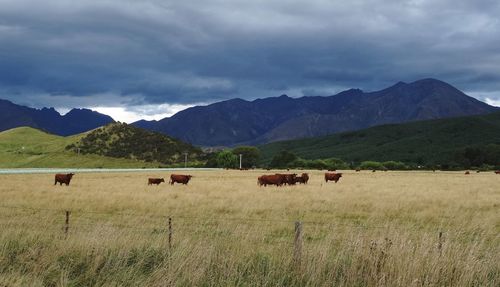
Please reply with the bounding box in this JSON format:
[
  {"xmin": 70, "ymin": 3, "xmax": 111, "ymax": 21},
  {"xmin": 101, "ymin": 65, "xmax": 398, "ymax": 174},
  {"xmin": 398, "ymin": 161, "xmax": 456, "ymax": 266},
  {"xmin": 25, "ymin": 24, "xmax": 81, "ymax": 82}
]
[{"xmin": 0, "ymin": 0, "xmax": 499, "ymax": 111}]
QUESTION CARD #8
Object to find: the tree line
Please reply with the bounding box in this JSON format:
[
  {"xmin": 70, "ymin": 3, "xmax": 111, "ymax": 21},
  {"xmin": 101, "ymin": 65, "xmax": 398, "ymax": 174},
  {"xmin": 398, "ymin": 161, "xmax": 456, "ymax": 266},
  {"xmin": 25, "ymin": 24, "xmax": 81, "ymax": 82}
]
[{"xmin": 205, "ymin": 145, "xmax": 500, "ymax": 170}]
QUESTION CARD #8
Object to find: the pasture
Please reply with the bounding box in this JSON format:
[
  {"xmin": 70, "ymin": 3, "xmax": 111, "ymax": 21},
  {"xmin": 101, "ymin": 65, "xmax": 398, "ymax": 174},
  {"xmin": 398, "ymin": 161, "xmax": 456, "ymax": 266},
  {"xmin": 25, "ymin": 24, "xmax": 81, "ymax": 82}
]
[{"xmin": 0, "ymin": 170, "xmax": 499, "ymax": 286}]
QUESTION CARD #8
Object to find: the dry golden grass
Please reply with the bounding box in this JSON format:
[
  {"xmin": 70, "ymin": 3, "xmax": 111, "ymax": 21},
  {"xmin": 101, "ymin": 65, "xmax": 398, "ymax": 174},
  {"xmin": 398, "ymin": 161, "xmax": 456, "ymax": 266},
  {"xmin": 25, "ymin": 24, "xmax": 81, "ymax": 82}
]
[{"xmin": 0, "ymin": 170, "xmax": 499, "ymax": 286}]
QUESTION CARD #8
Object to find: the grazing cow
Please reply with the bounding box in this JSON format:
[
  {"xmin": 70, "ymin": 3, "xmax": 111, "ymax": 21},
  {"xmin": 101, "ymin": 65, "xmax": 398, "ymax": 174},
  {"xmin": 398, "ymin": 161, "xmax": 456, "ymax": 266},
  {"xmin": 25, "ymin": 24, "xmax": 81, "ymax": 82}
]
[
  {"xmin": 148, "ymin": 178, "xmax": 165, "ymax": 185},
  {"xmin": 325, "ymin": 172, "xmax": 342, "ymax": 183},
  {"xmin": 465, "ymin": 171, "xmax": 470, "ymax": 175},
  {"xmin": 258, "ymin": 174, "xmax": 286, "ymax": 187},
  {"xmin": 476, "ymin": 170, "xmax": 481, "ymax": 173},
  {"xmin": 54, "ymin": 173, "xmax": 74, "ymax": 186},
  {"xmin": 355, "ymin": 169, "xmax": 361, "ymax": 172},
  {"xmin": 169, "ymin": 174, "xmax": 192, "ymax": 185},
  {"xmin": 295, "ymin": 173, "xmax": 309, "ymax": 184},
  {"xmin": 372, "ymin": 170, "xmax": 376, "ymax": 172},
  {"xmin": 494, "ymin": 170, "xmax": 500, "ymax": 174}
]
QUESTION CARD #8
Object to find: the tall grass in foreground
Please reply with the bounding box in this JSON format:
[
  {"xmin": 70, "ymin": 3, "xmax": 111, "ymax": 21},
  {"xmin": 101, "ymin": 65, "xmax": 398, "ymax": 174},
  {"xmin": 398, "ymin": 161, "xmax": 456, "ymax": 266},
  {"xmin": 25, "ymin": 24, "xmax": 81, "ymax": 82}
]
[{"xmin": 0, "ymin": 170, "xmax": 499, "ymax": 286}]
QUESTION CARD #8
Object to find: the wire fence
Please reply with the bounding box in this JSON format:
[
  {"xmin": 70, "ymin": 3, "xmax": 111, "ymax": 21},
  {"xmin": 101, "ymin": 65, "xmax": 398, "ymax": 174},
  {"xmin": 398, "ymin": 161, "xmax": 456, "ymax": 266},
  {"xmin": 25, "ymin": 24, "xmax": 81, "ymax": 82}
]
[
  {"xmin": 1, "ymin": 204, "xmax": 497, "ymax": 235},
  {"xmin": 2, "ymin": 203, "xmax": 499, "ymax": 265}
]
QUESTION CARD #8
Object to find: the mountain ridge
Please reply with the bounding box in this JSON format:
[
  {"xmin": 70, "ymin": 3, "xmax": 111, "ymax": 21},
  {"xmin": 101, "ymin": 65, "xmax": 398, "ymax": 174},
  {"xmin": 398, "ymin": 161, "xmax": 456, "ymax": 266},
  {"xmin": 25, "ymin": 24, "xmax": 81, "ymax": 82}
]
[
  {"xmin": 0, "ymin": 99, "xmax": 115, "ymax": 136},
  {"xmin": 2, "ymin": 78, "xmax": 498, "ymax": 144},
  {"xmin": 133, "ymin": 78, "xmax": 498, "ymax": 146}
]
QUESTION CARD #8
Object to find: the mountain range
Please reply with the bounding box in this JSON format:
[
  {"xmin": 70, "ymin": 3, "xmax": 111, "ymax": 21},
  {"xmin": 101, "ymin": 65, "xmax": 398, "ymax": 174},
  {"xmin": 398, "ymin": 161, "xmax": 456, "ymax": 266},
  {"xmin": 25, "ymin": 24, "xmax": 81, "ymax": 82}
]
[
  {"xmin": 0, "ymin": 99, "xmax": 114, "ymax": 136},
  {"xmin": 1, "ymin": 78, "xmax": 498, "ymax": 145},
  {"xmin": 133, "ymin": 79, "xmax": 498, "ymax": 146}
]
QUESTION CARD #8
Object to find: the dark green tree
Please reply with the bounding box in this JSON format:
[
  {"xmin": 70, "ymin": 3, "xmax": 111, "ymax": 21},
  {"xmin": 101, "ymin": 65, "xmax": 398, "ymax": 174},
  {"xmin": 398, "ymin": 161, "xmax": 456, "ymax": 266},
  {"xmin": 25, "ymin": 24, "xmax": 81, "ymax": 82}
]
[
  {"xmin": 215, "ymin": 150, "xmax": 239, "ymax": 168},
  {"xmin": 270, "ymin": 150, "xmax": 297, "ymax": 168},
  {"xmin": 232, "ymin": 146, "xmax": 261, "ymax": 168}
]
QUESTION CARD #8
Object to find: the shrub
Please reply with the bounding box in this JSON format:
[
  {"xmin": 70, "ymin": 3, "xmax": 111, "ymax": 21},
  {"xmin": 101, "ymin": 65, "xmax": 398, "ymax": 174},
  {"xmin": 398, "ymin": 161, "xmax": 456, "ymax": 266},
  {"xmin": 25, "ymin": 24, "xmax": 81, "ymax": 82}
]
[
  {"xmin": 382, "ymin": 161, "xmax": 407, "ymax": 170},
  {"xmin": 360, "ymin": 161, "xmax": 384, "ymax": 170}
]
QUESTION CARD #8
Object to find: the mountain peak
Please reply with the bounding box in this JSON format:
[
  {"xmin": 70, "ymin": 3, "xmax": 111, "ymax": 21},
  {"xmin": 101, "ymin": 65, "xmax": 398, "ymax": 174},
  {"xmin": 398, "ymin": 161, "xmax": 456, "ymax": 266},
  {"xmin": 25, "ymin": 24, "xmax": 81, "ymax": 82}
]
[
  {"xmin": 39, "ymin": 107, "xmax": 60, "ymax": 116},
  {"xmin": 412, "ymin": 78, "xmax": 447, "ymax": 85},
  {"xmin": 68, "ymin": 107, "xmax": 92, "ymax": 112},
  {"xmin": 65, "ymin": 108, "xmax": 102, "ymax": 116}
]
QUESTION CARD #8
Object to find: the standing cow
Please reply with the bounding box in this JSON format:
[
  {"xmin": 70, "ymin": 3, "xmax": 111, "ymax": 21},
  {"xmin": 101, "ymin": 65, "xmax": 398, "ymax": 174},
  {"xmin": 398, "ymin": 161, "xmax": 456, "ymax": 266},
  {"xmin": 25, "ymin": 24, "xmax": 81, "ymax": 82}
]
[
  {"xmin": 494, "ymin": 170, "xmax": 500, "ymax": 174},
  {"xmin": 325, "ymin": 172, "xmax": 342, "ymax": 183},
  {"xmin": 148, "ymin": 178, "xmax": 165, "ymax": 185},
  {"xmin": 276, "ymin": 173, "xmax": 297, "ymax": 185},
  {"xmin": 169, "ymin": 174, "xmax": 192, "ymax": 185},
  {"xmin": 295, "ymin": 173, "xmax": 309, "ymax": 184},
  {"xmin": 54, "ymin": 173, "xmax": 75, "ymax": 186},
  {"xmin": 258, "ymin": 174, "xmax": 286, "ymax": 187}
]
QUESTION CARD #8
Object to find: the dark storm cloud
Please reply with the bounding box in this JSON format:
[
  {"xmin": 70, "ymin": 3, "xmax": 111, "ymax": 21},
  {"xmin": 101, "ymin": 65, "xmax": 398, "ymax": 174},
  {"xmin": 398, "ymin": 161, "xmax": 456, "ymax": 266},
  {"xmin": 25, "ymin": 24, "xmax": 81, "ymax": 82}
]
[{"xmin": 0, "ymin": 0, "xmax": 499, "ymax": 112}]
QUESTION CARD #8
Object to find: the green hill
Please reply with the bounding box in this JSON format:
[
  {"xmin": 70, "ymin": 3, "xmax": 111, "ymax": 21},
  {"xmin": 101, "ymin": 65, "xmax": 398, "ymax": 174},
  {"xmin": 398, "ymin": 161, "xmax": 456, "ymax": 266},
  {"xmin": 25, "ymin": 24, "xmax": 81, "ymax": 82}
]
[
  {"xmin": 66, "ymin": 122, "xmax": 203, "ymax": 165},
  {"xmin": 0, "ymin": 127, "xmax": 159, "ymax": 168},
  {"xmin": 258, "ymin": 112, "xmax": 500, "ymax": 168}
]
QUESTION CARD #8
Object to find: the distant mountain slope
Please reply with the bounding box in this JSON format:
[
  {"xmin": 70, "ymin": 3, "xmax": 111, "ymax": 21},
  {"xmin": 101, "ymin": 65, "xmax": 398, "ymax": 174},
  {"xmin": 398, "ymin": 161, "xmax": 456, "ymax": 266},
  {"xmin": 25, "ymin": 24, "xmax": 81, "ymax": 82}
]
[
  {"xmin": 134, "ymin": 78, "xmax": 498, "ymax": 146},
  {"xmin": 0, "ymin": 127, "xmax": 158, "ymax": 168},
  {"xmin": 258, "ymin": 111, "xmax": 500, "ymax": 166},
  {"xmin": 0, "ymin": 99, "xmax": 114, "ymax": 136},
  {"xmin": 67, "ymin": 122, "xmax": 203, "ymax": 164}
]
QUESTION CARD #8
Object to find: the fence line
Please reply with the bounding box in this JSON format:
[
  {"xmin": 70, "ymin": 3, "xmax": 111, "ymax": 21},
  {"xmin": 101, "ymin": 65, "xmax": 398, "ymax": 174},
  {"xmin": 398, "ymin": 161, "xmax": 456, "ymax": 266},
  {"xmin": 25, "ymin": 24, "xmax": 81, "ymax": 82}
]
[
  {"xmin": 1, "ymin": 204, "xmax": 498, "ymax": 236},
  {"xmin": 0, "ymin": 204, "xmax": 417, "ymax": 229}
]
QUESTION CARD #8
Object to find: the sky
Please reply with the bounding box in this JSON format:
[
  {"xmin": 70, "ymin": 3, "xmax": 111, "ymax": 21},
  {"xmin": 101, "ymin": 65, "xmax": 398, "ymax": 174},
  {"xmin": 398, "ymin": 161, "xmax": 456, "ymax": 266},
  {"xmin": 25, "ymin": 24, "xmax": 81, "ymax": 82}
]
[{"xmin": 1, "ymin": 0, "xmax": 499, "ymax": 122}]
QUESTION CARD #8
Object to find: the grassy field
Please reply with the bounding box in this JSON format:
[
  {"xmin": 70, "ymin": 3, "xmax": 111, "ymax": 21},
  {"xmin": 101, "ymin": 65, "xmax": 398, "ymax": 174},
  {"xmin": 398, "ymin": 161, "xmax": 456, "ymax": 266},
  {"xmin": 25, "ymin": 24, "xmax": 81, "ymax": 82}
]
[
  {"xmin": 0, "ymin": 170, "xmax": 499, "ymax": 286},
  {"xmin": 0, "ymin": 127, "xmax": 159, "ymax": 168}
]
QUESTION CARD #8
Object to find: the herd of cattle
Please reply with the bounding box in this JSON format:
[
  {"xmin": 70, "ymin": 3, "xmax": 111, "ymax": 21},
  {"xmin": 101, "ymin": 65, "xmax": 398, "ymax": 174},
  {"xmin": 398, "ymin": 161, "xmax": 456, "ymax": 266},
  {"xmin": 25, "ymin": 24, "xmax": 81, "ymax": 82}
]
[
  {"xmin": 53, "ymin": 172, "xmax": 342, "ymax": 187},
  {"xmin": 257, "ymin": 172, "xmax": 342, "ymax": 186},
  {"xmin": 53, "ymin": 170, "xmax": 500, "ymax": 187}
]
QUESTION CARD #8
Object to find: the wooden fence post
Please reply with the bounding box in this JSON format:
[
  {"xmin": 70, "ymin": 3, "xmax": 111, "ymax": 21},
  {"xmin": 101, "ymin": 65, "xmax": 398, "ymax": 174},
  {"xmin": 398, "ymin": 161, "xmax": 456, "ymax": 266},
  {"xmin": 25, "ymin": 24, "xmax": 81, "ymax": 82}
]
[
  {"xmin": 168, "ymin": 217, "xmax": 172, "ymax": 250},
  {"xmin": 294, "ymin": 221, "xmax": 303, "ymax": 267},
  {"xmin": 64, "ymin": 211, "xmax": 70, "ymax": 237},
  {"xmin": 438, "ymin": 231, "xmax": 443, "ymax": 254}
]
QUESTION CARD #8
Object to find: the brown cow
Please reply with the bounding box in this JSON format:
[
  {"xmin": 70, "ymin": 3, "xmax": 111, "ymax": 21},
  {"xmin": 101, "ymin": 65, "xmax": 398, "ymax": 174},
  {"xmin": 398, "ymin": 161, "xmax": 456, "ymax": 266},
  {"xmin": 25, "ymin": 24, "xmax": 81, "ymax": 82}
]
[
  {"xmin": 148, "ymin": 178, "xmax": 165, "ymax": 185},
  {"xmin": 277, "ymin": 173, "xmax": 297, "ymax": 185},
  {"xmin": 295, "ymin": 173, "xmax": 309, "ymax": 184},
  {"xmin": 355, "ymin": 169, "xmax": 361, "ymax": 172},
  {"xmin": 258, "ymin": 174, "xmax": 285, "ymax": 187},
  {"xmin": 465, "ymin": 171, "xmax": 470, "ymax": 175},
  {"xmin": 494, "ymin": 170, "xmax": 500, "ymax": 174},
  {"xmin": 54, "ymin": 173, "xmax": 74, "ymax": 186},
  {"xmin": 325, "ymin": 172, "xmax": 342, "ymax": 183},
  {"xmin": 169, "ymin": 174, "xmax": 192, "ymax": 185}
]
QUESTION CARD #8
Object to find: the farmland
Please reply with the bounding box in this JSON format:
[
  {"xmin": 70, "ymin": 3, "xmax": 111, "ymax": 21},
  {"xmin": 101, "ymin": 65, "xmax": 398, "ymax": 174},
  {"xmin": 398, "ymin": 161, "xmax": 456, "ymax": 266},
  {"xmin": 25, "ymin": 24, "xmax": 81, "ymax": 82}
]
[{"xmin": 0, "ymin": 170, "xmax": 499, "ymax": 286}]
